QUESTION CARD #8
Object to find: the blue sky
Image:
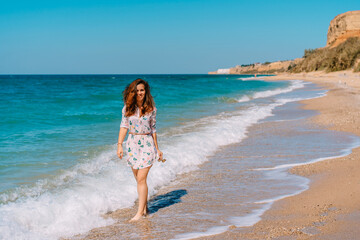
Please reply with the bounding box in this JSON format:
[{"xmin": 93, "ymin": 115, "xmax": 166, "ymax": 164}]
[{"xmin": 0, "ymin": 0, "xmax": 358, "ymax": 74}]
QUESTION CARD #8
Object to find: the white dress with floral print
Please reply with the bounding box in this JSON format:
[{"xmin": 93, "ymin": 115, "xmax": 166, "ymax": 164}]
[{"xmin": 120, "ymin": 106, "xmax": 158, "ymax": 169}]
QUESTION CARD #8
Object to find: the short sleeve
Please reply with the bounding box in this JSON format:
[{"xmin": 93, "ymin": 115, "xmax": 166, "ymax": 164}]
[
  {"xmin": 120, "ymin": 106, "xmax": 129, "ymax": 129},
  {"xmin": 150, "ymin": 107, "xmax": 157, "ymax": 133}
]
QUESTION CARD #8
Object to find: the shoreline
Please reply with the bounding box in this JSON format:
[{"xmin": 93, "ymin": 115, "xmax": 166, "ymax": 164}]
[{"xmin": 198, "ymin": 70, "xmax": 360, "ymax": 239}]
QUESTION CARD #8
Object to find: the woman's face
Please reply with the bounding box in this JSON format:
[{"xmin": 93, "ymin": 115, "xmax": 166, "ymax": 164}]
[{"xmin": 136, "ymin": 83, "xmax": 146, "ymax": 102}]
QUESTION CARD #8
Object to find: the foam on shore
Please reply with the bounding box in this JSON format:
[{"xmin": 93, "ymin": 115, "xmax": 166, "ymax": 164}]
[{"xmin": 237, "ymin": 80, "xmax": 305, "ymax": 102}]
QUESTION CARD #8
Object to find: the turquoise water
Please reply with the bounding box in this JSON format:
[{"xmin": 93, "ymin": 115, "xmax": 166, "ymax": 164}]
[{"xmin": 0, "ymin": 74, "xmax": 285, "ymax": 194}]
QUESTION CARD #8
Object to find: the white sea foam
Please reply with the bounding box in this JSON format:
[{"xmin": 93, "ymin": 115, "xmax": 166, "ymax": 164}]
[
  {"xmin": 237, "ymin": 95, "xmax": 251, "ymax": 102},
  {"xmin": 237, "ymin": 80, "xmax": 306, "ymax": 103},
  {"xmin": 172, "ymin": 225, "xmax": 230, "ymax": 240},
  {"xmin": 229, "ymin": 202, "xmax": 273, "ymax": 227},
  {"xmin": 237, "ymin": 77, "xmax": 258, "ymax": 81},
  {"xmin": 253, "ymin": 137, "xmax": 360, "ymax": 172},
  {"xmin": 172, "ymin": 202, "xmax": 273, "ymax": 240},
  {"xmin": 0, "ymin": 82, "xmax": 309, "ymax": 240}
]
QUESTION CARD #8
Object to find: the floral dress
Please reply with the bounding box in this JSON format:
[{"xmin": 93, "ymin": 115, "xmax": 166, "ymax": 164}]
[{"xmin": 120, "ymin": 106, "xmax": 158, "ymax": 169}]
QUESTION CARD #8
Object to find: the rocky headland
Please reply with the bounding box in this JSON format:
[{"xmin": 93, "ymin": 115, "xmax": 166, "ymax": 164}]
[{"xmin": 327, "ymin": 10, "xmax": 360, "ymax": 47}]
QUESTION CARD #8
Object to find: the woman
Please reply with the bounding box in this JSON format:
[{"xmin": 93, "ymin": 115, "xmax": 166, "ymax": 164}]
[{"xmin": 117, "ymin": 78, "xmax": 163, "ymax": 222}]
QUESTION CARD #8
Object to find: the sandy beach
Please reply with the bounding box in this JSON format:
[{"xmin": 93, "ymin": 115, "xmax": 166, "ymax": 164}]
[{"xmin": 196, "ymin": 70, "xmax": 360, "ymax": 239}]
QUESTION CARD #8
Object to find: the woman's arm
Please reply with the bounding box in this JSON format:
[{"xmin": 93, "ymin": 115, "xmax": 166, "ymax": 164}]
[
  {"xmin": 152, "ymin": 132, "xmax": 163, "ymax": 160},
  {"xmin": 117, "ymin": 127, "xmax": 128, "ymax": 159},
  {"xmin": 118, "ymin": 106, "xmax": 129, "ymax": 159},
  {"xmin": 150, "ymin": 107, "xmax": 163, "ymax": 160}
]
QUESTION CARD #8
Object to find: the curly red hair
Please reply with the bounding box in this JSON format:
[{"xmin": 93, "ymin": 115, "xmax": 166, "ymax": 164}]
[{"xmin": 122, "ymin": 78, "xmax": 155, "ymax": 117}]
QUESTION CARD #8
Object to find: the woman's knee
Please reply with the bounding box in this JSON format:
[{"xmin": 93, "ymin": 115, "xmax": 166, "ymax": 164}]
[{"xmin": 136, "ymin": 177, "xmax": 147, "ymax": 185}]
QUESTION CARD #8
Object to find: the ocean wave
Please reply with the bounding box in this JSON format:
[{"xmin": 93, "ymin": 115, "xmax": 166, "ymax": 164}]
[
  {"xmin": 215, "ymin": 96, "xmax": 240, "ymax": 103},
  {"xmin": 237, "ymin": 80, "xmax": 306, "ymax": 103},
  {"xmin": 237, "ymin": 77, "xmax": 257, "ymax": 81}
]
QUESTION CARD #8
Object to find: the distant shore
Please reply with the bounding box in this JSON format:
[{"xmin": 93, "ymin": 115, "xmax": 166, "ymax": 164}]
[{"xmin": 197, "ymin": 70, "xmax": 360, "ymax": 239}]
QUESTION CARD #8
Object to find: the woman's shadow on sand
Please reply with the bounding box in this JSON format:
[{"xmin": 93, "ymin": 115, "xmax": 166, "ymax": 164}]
[{"xmin": 147, "ymin": 189, "xmax": 187, "ymax": 214}]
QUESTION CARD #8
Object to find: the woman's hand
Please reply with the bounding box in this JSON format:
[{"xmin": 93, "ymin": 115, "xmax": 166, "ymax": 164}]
[
  {"xmin": 117, "ymin": 145, "xmax": 123, "ymax": 159},
  {"xmin": 157, "ymin": 149, "xmax": 163, "ymax": 160}
]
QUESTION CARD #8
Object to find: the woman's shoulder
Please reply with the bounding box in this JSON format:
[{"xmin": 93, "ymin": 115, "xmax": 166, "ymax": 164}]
[
  {"xmin": 150, "ymin": 106, "xmax": 157, "ymax": 114},
  {"xmin": 145, "ymin": 107, "xmax": 156, "ymax": 116}
]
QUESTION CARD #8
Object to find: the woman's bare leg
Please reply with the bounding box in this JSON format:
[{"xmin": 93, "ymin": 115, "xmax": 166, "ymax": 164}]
[
  {"xmin": 130, "ymin": 166, "xmax": 151, "ymax": 221},
  {"xmin": 131, "ymin": 168, "xmax": 148, "ymax": 215}
]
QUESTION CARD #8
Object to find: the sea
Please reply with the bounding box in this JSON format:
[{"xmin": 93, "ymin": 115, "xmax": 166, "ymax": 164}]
[{"xmin": 0, "ymin": 74, "xmax": 359, "ymax": 240}]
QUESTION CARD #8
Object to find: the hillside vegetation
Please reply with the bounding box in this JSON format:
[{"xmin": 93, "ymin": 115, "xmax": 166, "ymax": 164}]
[{"xmin": 290, "ymin": 37, "xmax": 360, "ymax": 73}]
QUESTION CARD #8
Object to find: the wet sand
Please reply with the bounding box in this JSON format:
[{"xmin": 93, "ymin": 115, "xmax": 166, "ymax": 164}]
[{"xmin": 199, "ymin": 70, "xmax": 360, "ymax": 239}]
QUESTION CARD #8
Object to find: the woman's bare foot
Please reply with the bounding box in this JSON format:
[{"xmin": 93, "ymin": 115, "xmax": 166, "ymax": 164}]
[{"xmin": 129, "ymin": 213, "xmax": 144, "ymax": 222}]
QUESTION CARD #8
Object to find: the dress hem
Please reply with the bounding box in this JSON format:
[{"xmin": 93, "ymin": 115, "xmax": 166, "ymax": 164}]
[{"xmin": 128, "ymin": 163, "xmax": 154, "ymax": 170}]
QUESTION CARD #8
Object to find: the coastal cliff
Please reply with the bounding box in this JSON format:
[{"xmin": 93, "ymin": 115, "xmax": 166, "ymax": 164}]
[
  {"xmin": 327, "ymin": 11, "xmax": 360, "ymax": 47},
  {"xmin": 209, "ymin": 10, "xmax": 360, "ymax": 74}
]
